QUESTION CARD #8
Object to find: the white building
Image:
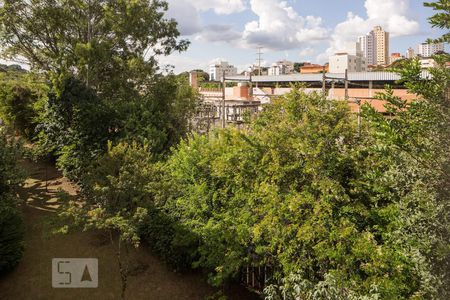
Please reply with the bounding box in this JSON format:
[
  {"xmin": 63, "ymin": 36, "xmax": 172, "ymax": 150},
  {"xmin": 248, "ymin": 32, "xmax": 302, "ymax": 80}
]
[
  {"xmin": 419, "ymin": 58, "xmax": 438, "ymax": 69},
  {"xmin": 329, "ymin": 52, "xmax": 367, "ymax": 73},
  {"xmin": 268, "ymin": 60, "xmax": 294, "ymax": 76},
  {"xmin": 358, "ymin": 34, "xmax": 375, "ymax": 65},
  {"xmin": 209, "ymin": 61, "xmax": 238, "ymax": 81},
  {"xmin": 417, "ymin": 42, "xmax": 445, "ymax": 58},
  {"xmin": 329, "ymin": 42, "xmax": 367, "ymax": 73}
]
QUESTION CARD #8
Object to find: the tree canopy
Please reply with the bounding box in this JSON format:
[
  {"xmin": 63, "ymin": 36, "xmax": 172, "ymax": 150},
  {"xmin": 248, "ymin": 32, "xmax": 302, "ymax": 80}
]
[{"xmin": 0, "ymin": 0, "xmax": 188, "ymax": 92}]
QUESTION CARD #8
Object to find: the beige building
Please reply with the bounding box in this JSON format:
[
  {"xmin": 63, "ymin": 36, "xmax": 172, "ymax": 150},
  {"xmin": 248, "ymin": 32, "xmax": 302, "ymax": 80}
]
[
  {"xmin": 372, "ymin": 26, "xmax": 389, "ymax": 65},
  {"xmin": 406, "ymin": 47, "xmax": 415, "ymax": 59}
]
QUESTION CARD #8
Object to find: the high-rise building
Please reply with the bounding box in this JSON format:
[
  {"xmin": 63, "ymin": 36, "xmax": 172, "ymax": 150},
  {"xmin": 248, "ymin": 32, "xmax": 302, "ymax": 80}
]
[
  {"xmin": 358, "ymin": 34, "xmax": 375, "ymax": 65},
  {"xmin": 209, "ymin": 61, "xmax": 238, "ymax": 81},
  {"xmin": 372, "ymin": 26, "xmax": 389, "ymax": 65},
  {"xmin": 358, "ymin": 26, "xmax": 389, "ymax": 66},
  {"xmin": 406, "ymin": 47, "xmax": 415, "ymax": 59},
  {"xmin": 417, "ymin": 42, "xmax": 445, "ymax": 57}
]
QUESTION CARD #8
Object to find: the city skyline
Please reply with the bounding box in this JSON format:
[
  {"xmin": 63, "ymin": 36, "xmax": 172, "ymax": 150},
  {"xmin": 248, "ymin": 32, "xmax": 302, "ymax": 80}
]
[{"xmin": 162, "ymin": 0, "xmax": 448, "ymax": 73}]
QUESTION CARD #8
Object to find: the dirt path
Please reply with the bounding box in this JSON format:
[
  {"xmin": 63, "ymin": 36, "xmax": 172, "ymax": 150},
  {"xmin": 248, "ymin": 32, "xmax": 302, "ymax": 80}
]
[{"xmin": 0, "ymin": 159, "xmax": 258, "ymax": 300}]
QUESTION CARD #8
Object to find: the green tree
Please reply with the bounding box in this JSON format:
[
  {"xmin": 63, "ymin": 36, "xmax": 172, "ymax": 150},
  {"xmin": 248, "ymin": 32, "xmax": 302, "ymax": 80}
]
[
  {"xmin": 424, "ymin": 0, "xmax": 450, "ymax": 43},
  {"xmin": 0, "ymin": 1, "xmax": 197, "ymax": 180},
  {"xmin": 58, "ymin": 142, "xmax": 151, "ymax": 299},
  {"xmin": 35, "ymin": 77, "xmax": 115, "ymax": 180},
  {"xmin": 0, "ymin": 0, "xmax": 188, "ymax": 96},
  {"xmin": 156, "ymin": 79, "xmax": 449, "ymax": 298}
]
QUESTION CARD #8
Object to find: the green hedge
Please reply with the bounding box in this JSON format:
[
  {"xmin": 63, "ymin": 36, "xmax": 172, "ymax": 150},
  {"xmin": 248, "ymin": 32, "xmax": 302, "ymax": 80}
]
[
  {"xmin": 0, "ymin": 196, "xmax": 24, "ymax": 274},
  {"xmin": 139, "ymin": 208, "xmax": 198, "ymax": 271}
]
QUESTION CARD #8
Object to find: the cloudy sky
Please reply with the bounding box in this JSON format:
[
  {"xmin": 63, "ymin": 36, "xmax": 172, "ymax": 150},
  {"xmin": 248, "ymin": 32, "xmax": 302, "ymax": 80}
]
[{"xmin": 161, "ymin": 0, "xmax": 448, "ymax": 73}]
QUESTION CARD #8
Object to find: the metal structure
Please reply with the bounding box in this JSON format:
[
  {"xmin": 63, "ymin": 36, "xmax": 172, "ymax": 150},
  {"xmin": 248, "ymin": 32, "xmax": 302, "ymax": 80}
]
[
  {"xmin": 191, "ymin": 102, "xmax": 261, "ymax": 134},
  {"xmin": 226, "ymin": 70, "xmax": 432, "ymax": 83}
]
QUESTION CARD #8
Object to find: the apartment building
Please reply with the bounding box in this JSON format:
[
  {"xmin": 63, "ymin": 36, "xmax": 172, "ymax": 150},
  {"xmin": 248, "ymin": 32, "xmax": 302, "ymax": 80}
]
[
  {"xmin": 406, "ymin": 47, "xmax": 416, "ymax": 59},
  {"xmin": 329, "ymin": 42, "xmax": 367, "ymax": 73},
  {"xmin": 329, "ymin": 53, "xmax": 367, "ymax": 73},
  {"xmin": 209, "ymin": 61, "xmax": 238, "ymax": 81},
  {"xmin": 358, "ymin": 26, "xmax": 390, "ymax": 66},
  {"xmin": 358, "ymin": 34, "xmax": 375, "ymax": 65},
  {"xmin": 417, "ymin": 42, "xmax": 445, "ymax": 57},
  {"xmin": 268, "ymin": 60, "xmax": 294, "ymax": 76},
  {"xmin": 372, "ymin": 26, "xmax": 389, "ymax": 65}
]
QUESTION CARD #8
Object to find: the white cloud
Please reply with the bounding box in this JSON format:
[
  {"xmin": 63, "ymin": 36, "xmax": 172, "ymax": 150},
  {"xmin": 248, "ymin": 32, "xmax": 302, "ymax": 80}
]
[
  {"xmin": 167, "ymin": 0, "xmax": 245, "ymax": 40},
  {"xmin": 166, "ymin": 0, "xmax": 202, "ymax": 35},
  {"xmin": 299, "ymin": 47, "xmax": 315, "ymax": 58},
  {"xmin": 364, "ymin": 0, "xmax": 420, "ymax": 37},
  {"xmin": 318, "ymin": 0, "xmax": 420, "ymax": 62},
  {"xmin": 242, "ymin": 0, "xmax": 328, "ymax": 50}
]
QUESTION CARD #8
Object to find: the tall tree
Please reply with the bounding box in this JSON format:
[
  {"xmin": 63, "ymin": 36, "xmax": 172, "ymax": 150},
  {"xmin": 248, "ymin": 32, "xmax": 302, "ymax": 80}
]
[{"xmin": 0, "ymin": 0, "xmax": 189, "ymax": 98}]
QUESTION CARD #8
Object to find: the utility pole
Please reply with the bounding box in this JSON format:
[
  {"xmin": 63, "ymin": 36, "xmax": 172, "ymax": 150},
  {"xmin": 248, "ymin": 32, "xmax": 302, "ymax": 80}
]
[
  {"xmin": 344, "ymin": 69, "xmax": 349, "ymax": 101},
  {"xmin": 249, "ymin": 73, "xmax": 253, "ymax": 101},
  {"xmin": 322, "ymin": 65, "xmax": 326, "ymax": 95},
  {"xmin": 222, "ymin": 70, "xmax": 226, "ymax": 129},
  {"xmin": 256, "ymin": 47, "xmax": 263, "ymax": 88}
]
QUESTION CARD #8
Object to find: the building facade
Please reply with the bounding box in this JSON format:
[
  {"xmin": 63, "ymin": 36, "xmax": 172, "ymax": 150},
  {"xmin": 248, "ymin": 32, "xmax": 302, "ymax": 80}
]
[
  {"xmin": 358, "ymin": 26, "xmax": 389, "ymax": 66},
  {"xmin": 209, "ymin": 61, "xmax": 238, "ymax": 81},
  {"xmin": 358, "ymin": 34, "xmax": 375, "ymax": 65},
  {"xmin": 417, "ymin": 42, "xmax": 445, "ymax": 58},
  {"xmin": 329, "ymin": 52, "xmax": 367, "ymax": 73},
  {"xmin": 389, "ymin": 53, "xmax": 403, "ymax": 64},
  {"xmin": 406, "ymin": 47, "xmax": 416, "ymax": 59},
  {"xmin": 419, "ymin": 58, "xmax": 438, "ymax": 69},
  {"xmin": 372, "ymin": 26, "xmax": 389, "ymax": 65},
  {"xmin": 268, "ymin": 60, "xmax": 294, "ymax": 76},
  {"xmin": 300, "ymin": 63, "xmax": 329, "ymax": 74}
]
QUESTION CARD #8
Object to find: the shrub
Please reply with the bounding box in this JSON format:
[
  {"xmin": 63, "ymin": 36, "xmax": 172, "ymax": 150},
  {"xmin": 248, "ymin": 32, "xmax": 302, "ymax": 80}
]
[
  {"xmin": 138, "ymin": 208, "xmax": 198, "ymax": 271},
  {"xmin": 0, "ymin": 195, "xmax": 24, "ymax": 274},
  {"xmin": 159, "ymin": 85, "xmax": 448, "ymax": 298},
  {"xmin": 0, "ymin": 132, "xmax": 24, "ymax": 274}
]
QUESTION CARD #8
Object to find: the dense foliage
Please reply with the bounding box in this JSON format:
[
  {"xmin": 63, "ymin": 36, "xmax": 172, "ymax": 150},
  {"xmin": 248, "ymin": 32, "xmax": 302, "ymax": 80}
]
[
  {"xmin": 0, "ymin": 0, "xmax": 197, "ymax": 181},
  {"xmin": 0, "ymin": 1, "xmax": 447, "ymax": 299},
  {"xmin": 0, "ymin": 70, "xmax": 48, "ymax": 139},
  {"xmin": 161, "ymin": 88, "xmax": 437, "ymax": 298},
  {"xmin": 0, "ymin": 131, "xmax": 24, "ymax": 274},
  {"xmin": 133, "ymin": 55, "xmax": 449, "ymax": 299},
  {"xmin": 0, "ymin": 0, "xmax": 188, "ymax": 92}
]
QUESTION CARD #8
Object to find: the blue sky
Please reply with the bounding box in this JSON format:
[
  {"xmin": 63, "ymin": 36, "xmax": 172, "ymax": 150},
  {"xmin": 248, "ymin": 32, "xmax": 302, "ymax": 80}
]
[{"xmin": 162, "ymin": 0, "xmax": 448, "ymax": 73}]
